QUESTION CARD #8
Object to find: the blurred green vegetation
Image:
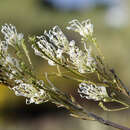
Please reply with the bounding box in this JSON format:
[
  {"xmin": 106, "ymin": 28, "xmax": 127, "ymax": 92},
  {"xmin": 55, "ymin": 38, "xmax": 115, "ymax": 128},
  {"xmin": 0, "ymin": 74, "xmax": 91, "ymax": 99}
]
[{"xmin": 0, "ymin": 0, "xmax": 130, "ymax": 129}]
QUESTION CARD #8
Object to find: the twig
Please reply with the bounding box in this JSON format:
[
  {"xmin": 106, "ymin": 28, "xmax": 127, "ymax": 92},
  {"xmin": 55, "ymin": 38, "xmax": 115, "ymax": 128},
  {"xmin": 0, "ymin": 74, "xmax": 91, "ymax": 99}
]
[
  {"xmin": 68, "ymin": 100, "xmax": 130, "ymax": 130},
  {"xmin": 88, "ymin": 112, "xmax": 130, "ymax": 130}
]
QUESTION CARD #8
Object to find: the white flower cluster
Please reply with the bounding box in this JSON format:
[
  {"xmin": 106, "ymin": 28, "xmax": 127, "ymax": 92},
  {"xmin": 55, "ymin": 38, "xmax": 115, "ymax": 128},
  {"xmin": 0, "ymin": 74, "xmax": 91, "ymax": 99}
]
[
  {"xmin": 67, "ymin": 19, "xmax": 93, "ymax": 37},
  {"xmin": 32, "ymin": 25, "xmax": 69, "ymax": 66},
  {"xmin": 12, "ymin": 80, "xmax": 47, "ymax": 104},
  {"xmin": 78, "ymin": 82, "xmax": 108, "ymax": 101},
  {"xmin": 0, "ymin": 24, "xmax": 48, "ymax": 105},
  {"xmin": 32, "ymin": 19, "xmax": 96, "ymax": 73},
  {"xmin": 68, "ymin": 40, "xmax": 95, "ymax": 73},
  {"xmin": 1, "ymin": 24, "xmax": 23, "ymax": 47}
]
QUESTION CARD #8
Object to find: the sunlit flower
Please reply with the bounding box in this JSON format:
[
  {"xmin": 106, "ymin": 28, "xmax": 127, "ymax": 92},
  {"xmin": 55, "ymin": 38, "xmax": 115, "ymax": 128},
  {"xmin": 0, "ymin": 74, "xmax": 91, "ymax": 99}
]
[
  {"xmin": 12, "ymin": 80, "xmax": 48, "ymax": 104},
  {"xmin": 67, "ymin": 40, "xmax": 95, "ymax": 73},
  {"xmin": 1, "ymin": 24, "xmax": 23, "ymax": 46},
  {"xmin": 67, "ymin": 19, "xmax": 93, "ymax": 37},
  {"xmin": 78, "ymin": 82, "xmax": 108, "ymax": 101}
]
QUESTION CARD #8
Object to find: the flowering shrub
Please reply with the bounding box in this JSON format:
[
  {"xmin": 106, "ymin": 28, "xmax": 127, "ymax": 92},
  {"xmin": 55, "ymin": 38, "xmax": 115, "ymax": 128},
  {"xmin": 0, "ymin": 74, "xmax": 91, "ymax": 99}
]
[{"xmin": 0, "ymin": 19, "xmax": 130, "ymax": 129}]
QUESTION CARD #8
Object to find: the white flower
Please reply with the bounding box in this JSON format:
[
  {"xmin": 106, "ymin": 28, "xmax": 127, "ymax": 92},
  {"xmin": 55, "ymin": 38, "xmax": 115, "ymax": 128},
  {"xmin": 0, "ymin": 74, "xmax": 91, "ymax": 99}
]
[
  {"xmin": 36, "ymin": 36, "xmax": 56, "ymax": 56},
  {"xmin": 44, "ymin": 26, "xmax": 69, "ymax": 53},
  {"xmin": 67, "ymin": 19, "xmax": 93, "ymax": 37},
  {"xmin": 12, "ymin": 80, "xmax": 47, "ymax": 104},
  {"xmin": 1, "ymin": 24, "xmax": 23, "ymax": 46},
  {"xmin": 33, "ymin": 26, "xmax": 70, "ymax": 66},
  {"xmin": 67, "ymin": 40, "xmax": 95, "ymax": 73},
  {"xmin": 33, "ymin": 36, "xmax": 57, "ymax": 66},
  {"xmin": 78, "ymin": 82, "xmax": 108, "ymax": 101}
]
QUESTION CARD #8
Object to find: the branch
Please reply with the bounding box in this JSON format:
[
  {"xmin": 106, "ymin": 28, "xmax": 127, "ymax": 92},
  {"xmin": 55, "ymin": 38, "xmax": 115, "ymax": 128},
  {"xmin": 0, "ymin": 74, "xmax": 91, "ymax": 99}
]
[
  {"xmin": 47, "ymin": 87, "xmax": 130, "ymax": 130},
  {"xmin": 72, "ymin": 104, "xmax": 130, "ymax": 130},
  {"xmin": 88, "ymin": 112, "xmax": 130, "ymax": 130},
  {"xmin": 69, "ymin": 100, "xmax": 130, "ymax": 130}
]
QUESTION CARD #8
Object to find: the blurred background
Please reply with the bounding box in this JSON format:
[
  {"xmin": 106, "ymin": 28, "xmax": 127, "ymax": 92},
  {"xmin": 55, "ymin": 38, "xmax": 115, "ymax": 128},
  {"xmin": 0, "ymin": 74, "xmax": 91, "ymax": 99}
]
[{"xmin": 0, "ymin": 0, "xmax": 130, "ymax": 130}]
